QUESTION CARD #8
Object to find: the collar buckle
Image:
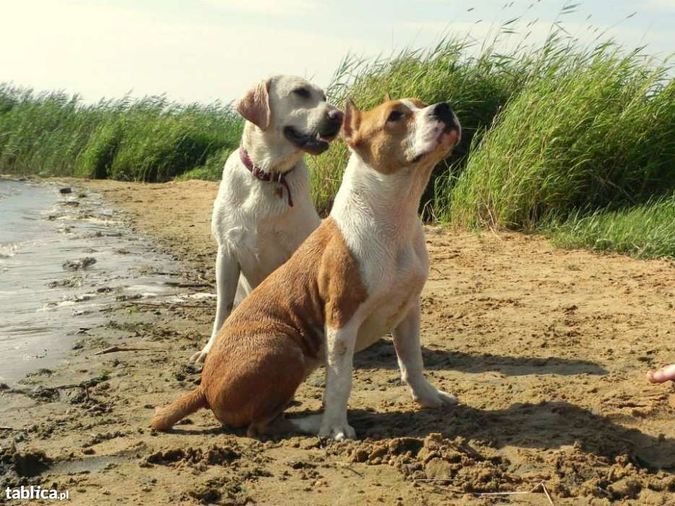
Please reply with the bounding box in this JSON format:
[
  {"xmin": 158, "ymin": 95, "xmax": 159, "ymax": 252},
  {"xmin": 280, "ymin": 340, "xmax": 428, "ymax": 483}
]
[{"xmin": 239, "ymin": 146, "xmax": 295, "ymax": 207}]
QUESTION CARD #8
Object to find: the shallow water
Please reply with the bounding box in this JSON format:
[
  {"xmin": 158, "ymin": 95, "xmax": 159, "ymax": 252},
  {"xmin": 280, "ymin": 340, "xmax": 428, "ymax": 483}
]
[{"xmin": 0, "ymin": 179, "xmax": 182, "ymax": 384}]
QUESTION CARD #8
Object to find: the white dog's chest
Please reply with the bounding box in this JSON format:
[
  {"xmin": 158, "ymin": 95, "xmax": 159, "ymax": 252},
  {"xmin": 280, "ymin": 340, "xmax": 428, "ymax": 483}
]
[
  {"xmin": 212, "ymin": 155, "xmax": 319, "ymax": 287},
  {"xmin": 238, "ymin": 218, "xmax": 313, "ymax": 285}
]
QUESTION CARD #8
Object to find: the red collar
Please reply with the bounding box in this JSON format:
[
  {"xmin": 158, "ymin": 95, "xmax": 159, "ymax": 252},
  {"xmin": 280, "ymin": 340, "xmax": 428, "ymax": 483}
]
[{"xmin": 239, "ymin": 146, "xmax": 294, "ymax": 207}]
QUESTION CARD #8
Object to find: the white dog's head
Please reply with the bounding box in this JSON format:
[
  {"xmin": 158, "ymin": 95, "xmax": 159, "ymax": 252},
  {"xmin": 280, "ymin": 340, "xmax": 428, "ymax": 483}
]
[{"xmin": 237, "ymin": 75, "xmax": 343, "ymax": 156}]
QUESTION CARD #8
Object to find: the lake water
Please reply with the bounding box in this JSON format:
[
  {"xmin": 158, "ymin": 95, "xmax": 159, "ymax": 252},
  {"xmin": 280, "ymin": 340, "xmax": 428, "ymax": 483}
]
[{"xmin": 0, "ymin": 179, "xmax": 183, "ymax": 384}]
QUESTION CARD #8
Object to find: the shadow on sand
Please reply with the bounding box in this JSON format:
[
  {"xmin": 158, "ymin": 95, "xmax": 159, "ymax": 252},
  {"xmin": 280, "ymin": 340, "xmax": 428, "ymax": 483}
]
[
  {"xmin": 354, "ymin": 340, "xmax": 608, "ymax": 376},
  {"xmin": 172, "ymin": 345, "xmax": 672, "ymax": 470}
]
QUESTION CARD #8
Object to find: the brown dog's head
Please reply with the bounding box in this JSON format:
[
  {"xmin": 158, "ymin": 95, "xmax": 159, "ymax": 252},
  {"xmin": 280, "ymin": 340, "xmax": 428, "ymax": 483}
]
[{"xmin": 341, "ymin": 98, "xmax": 461, "ymax": 174}]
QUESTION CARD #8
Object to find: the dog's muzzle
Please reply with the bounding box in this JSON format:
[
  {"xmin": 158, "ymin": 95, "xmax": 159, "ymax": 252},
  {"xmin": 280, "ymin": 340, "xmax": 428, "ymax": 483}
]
[
  {"xmin": 408, "ymin": 103, "xmax": 461, "ymax": 165},
  {"xmin": 432, "ymin": 102, "xmax": 461, "ymax": 139},
  {"xmin": 283, "ymin": 109, "xmax": 344, "ymax": 155}
]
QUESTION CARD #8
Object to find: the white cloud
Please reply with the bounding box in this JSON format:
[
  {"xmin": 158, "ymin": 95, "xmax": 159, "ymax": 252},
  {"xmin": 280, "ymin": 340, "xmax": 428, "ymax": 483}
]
[
  {"xmin": 200, "ymin": 0, "xmax": 319, "ymax": 17},
  {"xmin": 0, "ymin": 0, "xmax": 671, "ymax": 104},
  {"xmin": 399, "ymin": 17, "xmax": 673, "ymax": 59},
  {"xmin": 644, "ymin": 0, "xmax": 675, "ymax": 11},
  {"xmin": 0, "ymin": 0, "xmax": 366, "ymax": 103}
]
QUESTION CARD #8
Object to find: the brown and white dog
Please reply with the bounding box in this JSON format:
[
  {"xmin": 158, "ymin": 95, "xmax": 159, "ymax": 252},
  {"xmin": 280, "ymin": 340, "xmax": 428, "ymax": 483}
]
[{"xmin": 152, "ymin": 98, "xmax": 461, "ymax": 440}]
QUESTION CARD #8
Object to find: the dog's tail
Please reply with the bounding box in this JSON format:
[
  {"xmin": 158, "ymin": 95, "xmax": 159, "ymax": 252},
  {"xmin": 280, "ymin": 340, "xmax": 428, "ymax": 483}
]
[{"xmin": 150, "ymin": 387, "xmax": 207, "ymax": 431}]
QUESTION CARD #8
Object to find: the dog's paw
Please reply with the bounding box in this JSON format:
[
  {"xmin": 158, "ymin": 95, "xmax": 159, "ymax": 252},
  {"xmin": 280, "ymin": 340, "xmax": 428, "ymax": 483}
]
[
  {"xmin": 318, "ymin": 421, "xmax": 356, "ymax": 441},
  {"xmin": 413, "ymin": 385, "xmax": 458, "ymax": 408},
  {"xmin": 189, "ymin": 349, "xmax": 208, "ymax": 364}
]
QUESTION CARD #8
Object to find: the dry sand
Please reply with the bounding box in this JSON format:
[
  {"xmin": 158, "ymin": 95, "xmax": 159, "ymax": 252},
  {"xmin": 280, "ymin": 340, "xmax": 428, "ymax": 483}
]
[{"xmin": 1, "ymin": 179, "xmax": 673, "ymax": 505}]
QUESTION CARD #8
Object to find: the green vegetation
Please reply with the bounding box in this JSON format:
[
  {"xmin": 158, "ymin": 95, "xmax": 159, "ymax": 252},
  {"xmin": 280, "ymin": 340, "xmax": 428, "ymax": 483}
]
[
  {"xmin": 548, "ymin": 195, "xmax": 675, "ymax": 259},
  {"xmin": 0, "ymin": 85, "xmax": 241, "ymax": 181},
  {"xmin": 1, "ymin": 6, "xmax": 673, "ymax": 258},
  {"xmin": 447, "ymin": 46, "xmax": 674, "ymax": 230}
]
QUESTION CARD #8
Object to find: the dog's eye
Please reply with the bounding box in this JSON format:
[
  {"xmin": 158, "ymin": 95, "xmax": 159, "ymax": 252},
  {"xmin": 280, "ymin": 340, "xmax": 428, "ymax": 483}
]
[
  {"xmin": 387, "ymin": 110, "xmax": 404, "ymax": 122},
  {"xmin": 293, "ymin": 88, "xmax": 311, "ymax": 99}
]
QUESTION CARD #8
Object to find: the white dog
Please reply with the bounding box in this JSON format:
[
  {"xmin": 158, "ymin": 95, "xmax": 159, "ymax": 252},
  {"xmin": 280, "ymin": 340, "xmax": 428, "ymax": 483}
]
[
  {"xmin": 190, "ymin": 75, "xmax": 343, "ymax": 363},
  {"xmin": 153, "ymin": 97, "xmax": 461, "ymax": 439}
]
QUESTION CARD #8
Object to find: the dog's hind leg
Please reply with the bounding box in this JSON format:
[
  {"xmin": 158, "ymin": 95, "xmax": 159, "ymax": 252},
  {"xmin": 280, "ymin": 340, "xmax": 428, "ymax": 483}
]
[
  {"xmin": 191, "ymin": 247, "xmax": 240, "ymax": 364},
  {"xmin": 246, "ymin": 406, "xmax": 288, "ymax": 438},
  {"xmin": 233, "ymin": 273, "xmax": 253, "ymax": 306}
]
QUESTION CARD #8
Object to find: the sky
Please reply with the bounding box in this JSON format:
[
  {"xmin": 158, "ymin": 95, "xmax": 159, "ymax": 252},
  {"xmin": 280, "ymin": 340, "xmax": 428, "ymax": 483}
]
[{"xmin": 1, "ymin": 0, "xmax": 673, "ymax": 104}]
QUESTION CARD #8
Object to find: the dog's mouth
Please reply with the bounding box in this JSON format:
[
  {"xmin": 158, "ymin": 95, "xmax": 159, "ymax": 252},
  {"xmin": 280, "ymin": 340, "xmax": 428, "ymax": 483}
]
[
  {"xmin": 283, "ymin": 125, "xmax": 339, "ymax": 155},
  {"xmin": 438, "ymin": 123, "xmax": 461, "ymax": 147},
  {"xmin": 409, "ymin": 125, "xmax": 460, "ymax": 165}
]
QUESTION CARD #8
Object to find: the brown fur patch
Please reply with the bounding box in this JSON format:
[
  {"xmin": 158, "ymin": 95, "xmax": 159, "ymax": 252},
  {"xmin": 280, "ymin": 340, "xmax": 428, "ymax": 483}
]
[
  {"xmin": 348, "ymin": 99, "xmax": 427, "ymax": 174},
  {"xmin": 236, "ymin": 79, "xmax": 271, "ymax": 130},
  {"xmin": 318, "ymin": 225, "xmax": 368, "ymax": 328}
]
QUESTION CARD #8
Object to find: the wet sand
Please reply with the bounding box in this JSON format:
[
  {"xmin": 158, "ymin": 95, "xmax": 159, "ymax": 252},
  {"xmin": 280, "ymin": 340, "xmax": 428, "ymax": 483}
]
[
  {"xmin": 1, "ymin": 178, "xmax": 673, "ymax": 505},
  {"xmin": 0, "ymin": 178, "xmax": 183, "ymax": 384}
]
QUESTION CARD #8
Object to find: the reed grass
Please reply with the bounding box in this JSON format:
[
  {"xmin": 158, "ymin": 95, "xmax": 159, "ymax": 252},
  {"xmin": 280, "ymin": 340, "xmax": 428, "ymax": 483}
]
[
  {"xmin": 0, "ymin": 85, "xmax": 242, "ymax": 181},
  {"xmin": 1, "ymin": 2, "xmax": 673, "ymax": 257},
  {"xmin": 446, "ymin": 45, "xmax": 674, "ymax": 230},
  {"xmin": 548, "ymin": 195, "xmax": 675, "ymax": 259}
]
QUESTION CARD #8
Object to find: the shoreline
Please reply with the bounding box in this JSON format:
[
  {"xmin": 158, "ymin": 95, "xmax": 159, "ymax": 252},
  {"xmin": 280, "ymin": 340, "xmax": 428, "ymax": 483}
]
[
  {"xmin": 0, "ymin": 177, "xmax": 186, "ymax": 385},
  {"xmin": 0, "ymin": 178, "xmax": 673, "ymax": 505}
]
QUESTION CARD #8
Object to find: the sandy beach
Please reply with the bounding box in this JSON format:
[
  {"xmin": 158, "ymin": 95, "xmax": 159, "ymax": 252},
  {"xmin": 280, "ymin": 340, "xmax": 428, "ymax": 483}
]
[{"xmin": 1, "ymin": 178, "xmax": 674, "ymax": 505}]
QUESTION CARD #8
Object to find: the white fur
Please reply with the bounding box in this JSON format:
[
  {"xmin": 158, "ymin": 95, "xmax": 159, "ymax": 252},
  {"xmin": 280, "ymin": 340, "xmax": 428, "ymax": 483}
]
[
  {"xmin": 190, "ymin": 75, "xmax": 337, "ymax": 363},
  {"xmin": 318, "ymin": 324, "xmax": 359, "ymax": 440},
  {"xmin": 317, "ymin": 101, "xmax": 459, "ymax": 438},
  {"xmin": 402, "ymin": 99, "xmax": 461, "ymax": 161}
]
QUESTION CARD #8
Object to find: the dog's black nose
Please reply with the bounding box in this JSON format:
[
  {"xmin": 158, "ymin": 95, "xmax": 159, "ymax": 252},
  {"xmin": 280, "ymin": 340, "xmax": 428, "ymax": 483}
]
[
  {"xmin": 328, "ymin": 108, "xmax": 344, "ymax": 124},
  {"xmin": 431, "ymin": 102, "xmax": 454, "ymax": 126},
  {"xmin": 320, "ymin": 109, "xmax": 344, "ymax": 138}
]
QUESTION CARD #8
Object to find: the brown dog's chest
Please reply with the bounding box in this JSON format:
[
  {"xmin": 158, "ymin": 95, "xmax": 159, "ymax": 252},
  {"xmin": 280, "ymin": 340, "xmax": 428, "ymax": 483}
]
[{"xmin": 354, "ymin": 248, "xmax": 428, "ymax": 351}]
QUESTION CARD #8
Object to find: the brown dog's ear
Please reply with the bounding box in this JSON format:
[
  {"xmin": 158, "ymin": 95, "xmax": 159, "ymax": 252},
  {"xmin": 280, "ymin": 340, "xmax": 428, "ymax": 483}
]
[
  {"xmin": 342, "ymin": 99, "xmax": 361, "ymax": 142},
  {"xmin": 236, "ymin": 79, "xmax": 271, "ymax": 130},
  {"xmin": 383, "ymin": 92, "xmax": 391, "ymax": 101}
]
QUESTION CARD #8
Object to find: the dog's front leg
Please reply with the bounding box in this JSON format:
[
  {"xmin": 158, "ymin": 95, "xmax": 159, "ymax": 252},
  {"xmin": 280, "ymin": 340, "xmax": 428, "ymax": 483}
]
[
  {"xmin": 190, "ymin": 248, "xmax": 240, "ymax": 364},
  {"xmin": 392, "ymin": 302, "xmax": 457, "ymax": 407},
  {"xmin": 319, "ymin": 324, "xmax": 358, "ymax": 440}
]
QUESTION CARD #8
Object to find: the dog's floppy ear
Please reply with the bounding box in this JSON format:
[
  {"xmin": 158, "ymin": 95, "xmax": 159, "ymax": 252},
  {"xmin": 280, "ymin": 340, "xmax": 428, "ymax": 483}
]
[
  {"xmin": 237, "ymin": 79, "xmax": 271, "ymax": 130},
  {"xmin": 342, "ymin": 99, "xmax": 361, "ymax": 142}
]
